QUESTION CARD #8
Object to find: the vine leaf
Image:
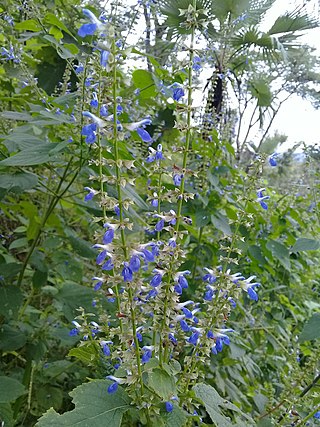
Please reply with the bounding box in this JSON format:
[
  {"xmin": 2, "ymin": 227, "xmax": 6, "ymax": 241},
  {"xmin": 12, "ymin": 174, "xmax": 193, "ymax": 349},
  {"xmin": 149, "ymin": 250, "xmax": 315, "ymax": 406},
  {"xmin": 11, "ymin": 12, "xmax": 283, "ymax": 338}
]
[
  {"xmin": 193, "ymin": 383, "xmax": 255, "ymax": 426},
  {"xmin": 299, "ymin": 313, "xmax": 320, "ymax": 343},
  {"xmin": 36, "ymin": 380, "xmax": 131, "ymax": 427}
]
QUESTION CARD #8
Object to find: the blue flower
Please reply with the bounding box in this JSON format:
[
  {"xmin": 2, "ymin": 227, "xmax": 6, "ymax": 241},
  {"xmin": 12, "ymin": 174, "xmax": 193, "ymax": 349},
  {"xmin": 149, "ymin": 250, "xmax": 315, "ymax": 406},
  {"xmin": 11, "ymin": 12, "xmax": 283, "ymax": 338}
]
[
  {"xmin": 269, "ymin": 153, "xmax": 277, "ymax": 167},
  {"xmin": 103, "ymin": 226, "xmax": 115, "ymax": 244},
  {"xmin": 82, "ymin": 123, "xmax": 97, "ymax": 144},
  {"xmin": 100, "ymin": 105, "xmax": 108, "ymax": 117},
  {"xmin": 188, "ymin": 331, "xmax": 200, "ymax": 346},
  {"xmin": 137, "ymin": 128, "xmax": 152, "ymax": 143},
  {"xmin": 172, "ymin": 87, "xmax": 185, "ymax": 101},
  {"xmin": 122, "ymin": 263, "xmax": 133, "ymax": 282},
  {"xmin": 150, "ymin": 273, "xmax": 163, "ymax": 287},
  {"xmin": 90, "ymin": 92, "xmax": 98, "ymax": 108},
  {"xmin": 155, "ymin": 219, "xmax": 165, "ymax": 232},
  {"xmin": 173, "ymin": 174, "xmax": 183, "ymax": 186},
  {"xmin": 165, "ymin": 402, "xmax": 173, "ymax": 413},
  {"xmin": 74, "ymin": 63, "xmax": 84, "ymax": 74},
  {"xmin": 193, "ymin": 56, "xmax": 202, "ymax": 71},
  {"xmin": 141, "ymin": 346, "xmax": 153, "ymax": 364},
  {"xmin": 102, "ymin": 342, "xmax": 111, "ymax": 356},
  {"xmin": 78, "ymin": 9, "xmax": 104, "ymax": 38},
  {"xmin": 202, "ymin": 268, "xmax": 216, "ymax": 283},
  {"xmin": 174, "ymin": 284, "xmax": 182, "ymax": 295},
  {"xmin": 141, "ymin": 248, "xmax": 155, "ymax": 262},
  {"xmin": 100, "ymin": 50, "xmax": 110, "ymax": 67},
  {"xmin": 129, "ymin": 254, "xmax": 141, "ymax": 272},
  {"xmin": 314, "ymin": 411, "xmax": 320, "ymax": 419},
  {"xmin": 256, "ymin": 188, "xmax": 270, "ymax": 210},
  {"xmin": 84, "ymin": 187, "xmax": 97, "ymax": 201},
  {"xmin": 102, "ymin": 258, "xmax": 114, "ymax": 271},
  {"xmin": 204, "ymin": 286, "xmax": 215, "ymax": 301},
  {"xmin": 180, "ymin": 319, "xmax": 190, "ymax": 332},
  {"xmin": 69, "ymin": 328, "xmax": 79, "ymax": 336},
  {"xmin": 107, "ymin": 382, "xmax": 118, "ymax": 394}
]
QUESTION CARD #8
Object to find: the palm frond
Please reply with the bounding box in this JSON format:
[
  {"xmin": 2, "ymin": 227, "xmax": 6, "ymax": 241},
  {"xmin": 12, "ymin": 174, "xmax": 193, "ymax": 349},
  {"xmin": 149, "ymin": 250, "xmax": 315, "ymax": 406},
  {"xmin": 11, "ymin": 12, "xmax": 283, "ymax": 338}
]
[{"xmin": 267, "ymin": 7, "xmax": 318, "ymax": 35}]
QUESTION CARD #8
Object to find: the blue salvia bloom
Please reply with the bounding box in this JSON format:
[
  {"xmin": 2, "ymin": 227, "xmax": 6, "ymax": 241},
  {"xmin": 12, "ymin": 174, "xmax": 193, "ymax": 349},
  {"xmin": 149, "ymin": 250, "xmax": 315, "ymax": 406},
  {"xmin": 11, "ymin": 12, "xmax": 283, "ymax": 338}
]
[
  {"xmin": 228, "ymin": 297, "xmax": 237, "ymax": 308},
  {"xmin": 165, "ymin": 402, "xmax": 173, "ymax": 413},
  {"xmin": 92, "ymin": 276, "xmax": 104, "ymax": 291},
  {"xmin": 173, "ymin": 174, "xmax": 183, "ymax": 186},
  {"xmin": 269, "ymin": 153, "xmax": 277, "ymax": 167},
  {"xmin": 100, "ymin": 50, "xmax": 110, "ymax": 67},
  {"xmin": 314, "ymin": 411, "xmax": 320, "ymax": 419},
  {"xmin": 84, "ymin": 187, "xmax": 97, "ymax": 201},
  {"xmin": 172, "ymin": 86, "xmax": 184, "ymax": 102},
  {"xmin": 150, "ymin": 270, "xmax": 164, "ymax": 287},
  {"xmin": 69, "ymin": 328, "xmax": 79, "ymax": 336},
  {"xmin": 174, "ymin": 283, "xmax": 182, "ymax": 295},
  {"xmin": 188, "ymin": 331, "xmax": 200, "ymax": 346},
  {"xmin": 100, "ymin": 105, "xmax": 108, "ymax": 117},
  {"xmin": 90, "ymin": 92, "xmax": 99, "ymax": 108},
  {"xmin": 107, "ymin": 382, "xmax": 118, "ymax": 394},
  {"xmin": 74, "ymin": 63, "xmax": 84, "ymax": 74},
  {"xmin": 202, "ymin": 268, "xmax": 216, "ymax": 283},
  {"xmin": 122, "ymin": 262, "xmax": 133, "ymax": 282},
  {"xmin": 204, "ymin": 285, "xmax": 215, "ymax": 301},
  {"xmin": 78, "ymin": 8, "xmax": 104, "ymax": 38},
  {"xmin": 102, "ymin": 258, "xmax": 114, "ymax": 271},
  {"xmin": 182, "ymin": 307, "xmax": 192, "ymax": 319},
  {"xmin": 96, "ymin": 250, "xmax": 108, "ymax": 265},
  {"xmin": 141, "ymin": 346, "xmax": 153, "ymax": 364},
  {"xmin": 140, "ymin": 248, "xmax": 155, "ymax": 262},
  {"xmin": 180, "ymin": 319, "xmax": 190, "ymax": 332},
  {"xmin": 155, "ymin": 219, "xmax": 165, "ymax": 232},
  {"xmin": 257, "ymin": 188, "xmax": 270, "ymax": 210},
  {"xmin": 215, "ymin": 337, "xmax": 223, "ymax": 352},
  {"xmin": 193, "ymin": 55, "xmax": 202, "ymax": 71},
  {"xmin": 129, "ymin": 254, "xmax": 141, "ymax": 272},
  {"xmin": 102, "ymin": 342, "xmax": 112, "ymax": 356},
  {"xmin": 137, "ymin": 128, "xmax": 152, "ymax": 143},
  {"xmin": 103, "ymin": 226, "xmax": 115, "ymax": 244},
  {"xmin": 82, "ymin": 123, "xmax": 97, "ymax": 144},
  {"xmin": 247, "ymin": 284, "xmax": 260, "ymax": 301}
]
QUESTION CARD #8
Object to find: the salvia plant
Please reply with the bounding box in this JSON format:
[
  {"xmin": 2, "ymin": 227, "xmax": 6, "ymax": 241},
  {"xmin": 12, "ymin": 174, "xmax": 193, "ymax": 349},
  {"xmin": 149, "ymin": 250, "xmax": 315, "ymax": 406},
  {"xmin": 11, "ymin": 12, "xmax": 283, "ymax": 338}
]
[{"xmin": 0, "ymin": 0, "xmax": 320, "ymax": 426}]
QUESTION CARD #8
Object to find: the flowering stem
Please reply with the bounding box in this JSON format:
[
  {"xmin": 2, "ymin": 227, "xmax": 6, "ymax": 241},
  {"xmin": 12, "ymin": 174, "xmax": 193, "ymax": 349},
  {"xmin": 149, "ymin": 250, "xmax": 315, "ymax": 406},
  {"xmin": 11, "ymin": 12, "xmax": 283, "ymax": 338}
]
[
  {"xmin": 158, "ymin": 0, "xmax": 197, "ymax": 366},
  {"xmin": 111, "ymin": 39, "xmax": 144, "ymax": 396}
]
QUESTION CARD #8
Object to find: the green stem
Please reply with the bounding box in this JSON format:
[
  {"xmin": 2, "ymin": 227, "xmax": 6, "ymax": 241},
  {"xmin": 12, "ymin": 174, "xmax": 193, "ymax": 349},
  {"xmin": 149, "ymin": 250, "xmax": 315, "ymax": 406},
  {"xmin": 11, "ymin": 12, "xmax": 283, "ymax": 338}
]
[{"xmin": 158, "ymin": 0, "xmax": 197, "ymax": 365}]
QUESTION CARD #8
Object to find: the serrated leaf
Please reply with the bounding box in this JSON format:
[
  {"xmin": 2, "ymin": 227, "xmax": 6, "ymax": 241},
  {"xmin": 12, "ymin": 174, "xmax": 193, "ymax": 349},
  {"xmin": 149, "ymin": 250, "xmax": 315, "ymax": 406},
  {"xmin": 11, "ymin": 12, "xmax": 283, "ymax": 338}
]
[
  {"xmin": 0, "ymin": 377, "xmax": 26, "ymax": 403},
  {"xmin": 44, "ymin": 13, "xmax": 74, "ymax": 37},
  {"xmin": 36, "ymin": 380, "xmax": 131, "ymax": 427},
  {"xmin": 0, "ymin": 403, "xmax": 14, "ymax": 427},
  {"xmin": 145, "ymin": 368, "xmax": 177, "ymax": 400},
  {"xmin": 68, "ymin": 344, "xmax": 99, "ymax": 364},
  {"xmin": 68, "ymin": 235, "xmax": 96, "ymax": 259},
  {"xmin": 299, "ymin": 313, "xmax": 320, "ymax": 342},
  {"xmin": 291, "ymin": 238, "xmax": 320, "ymax": 252},
  {"xmin": 193, "ymin": 383, "xmax": 254, "ymax": 426},
  {"xmin": 0, "ymin": 324, "xmax": 27, "ymax": 351}
]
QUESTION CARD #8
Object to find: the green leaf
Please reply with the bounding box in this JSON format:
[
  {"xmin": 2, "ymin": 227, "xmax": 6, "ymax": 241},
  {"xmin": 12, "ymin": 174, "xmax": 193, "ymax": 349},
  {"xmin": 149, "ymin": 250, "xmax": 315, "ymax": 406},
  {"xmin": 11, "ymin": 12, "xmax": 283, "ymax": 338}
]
[
  {"xmin": 55, "ymin": 282, "xmax": 96, "ymax": 321},
  {"xmin": 0, "ymin": 172, "xmax": 38, "ymax": 193},
  {"xmin": 299, "ymin": 313, "xmax": 320, "ymax": 342},
  {"xmin": 0, "ymin": 377, "xmax": 26, "ymax": 403},
  {"xmin": 193, "ymin": 383, "xmax": 254, "ymax": 426},
  {"xmin": 0, "ymin": 111, "xmax": 32, "ymax": 121},
  {"xmin": 0, "ymin": 263, "xmax": 22, "ymax": 279},
  {"xmin": 291, "ymin": 238, "xmax": 320, "ymax": 252},
  {"xmin": 0, "ymin": 143, "xmax": 64, "ymax": 166},
  {"xmin": 211, "ymin": 212, "xmax": 232, "ymax": 236},
  {"xmin": 15, "ymin": 19, "xmax": 42, "ymax": 32},
  {"xmin": 68, "ymin": 235, "xmax": 96, "ymax": 259},
  {"xmin": 36, "ymin": 380, "xmax": 131, "ymax": 427},
  {"xmin": 35, "ymin": 386, "xmax": 63, "ymax": 412},
  {"xmin": 0, "ymin": 403, "xmax": 14, "ymax": 427},
  {"xmin": 266, "ymin": 239, "xmax": 290, "ymax": 270},
  {"xmin": 248, "ymin": 79, "xmax": 272, "ymax": 107},
  {"xmin": 132, "ymin": 70, "xmax": 157, "ymax": 99},
  {"xmin": 161, "ymin": 405, "xmax": 188, "ymax": 427},
  {"xmin": 0, "ymin": 324, "xmax": 27, "ymax": 351},
  {"xmin": 0, "ymin": 287, "xmax": 24, "ymax": 319},
  {"xmin": 68, "ymin": 344, "xmax": 99, "ymax": 365},
  {"xmin": 145, "ymin": 368, "xmax": 177, "ymax": 400},
  {"xmin": 44, "ymin": 13, "xmax": 74, "ymax": 37}
]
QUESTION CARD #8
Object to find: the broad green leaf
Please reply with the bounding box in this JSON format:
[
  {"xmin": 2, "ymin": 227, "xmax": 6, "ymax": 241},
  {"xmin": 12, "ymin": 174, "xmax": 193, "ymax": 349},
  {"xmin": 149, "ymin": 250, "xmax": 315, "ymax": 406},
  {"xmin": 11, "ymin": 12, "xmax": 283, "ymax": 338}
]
[
  {"xmin": 54, "ymin": 282, "xmax": 96, "ymax": 321},
  {"xmin": 15, "ymin": 19, "xmax": 42, "ymax": 32},
  {"xmin": 0, "ymin": 403, "xmax": 14, "ymax": 427},
  {"xmin": 0, "ymin": 286, "xmax": 24, "ymax": 319},
  {"xmin": 160, "ymin": 405, "xmax": 188, "ymax": 427},
  {"xmin": 299, "ymin": 313, "xmax": 320, "ymax": 342},
  {"xmin": 0, "ymin": 111, "xmax": 32, "ymax": 121},
  {"xmin": 211, "ymin": 212, "xmax": 232, "ymax": 236},
  {"xmin": 145, "ymin": 368, "xmax": 177, "ymax": 400},
  {"xmin": 266, "ymin": 239, "xmax": 290, "ymax": 270},
  {"xmin": 35, "ymin": 386, "xmax": 63, "ymax": 412},
  {"xmin": 132, "ymin": 70, "xmax": 157, "ymax": 99},
  {"xmin": 0, "ymin": 172, "xmax": 38, "ymax": 193},
  {"xmin": 248, "ymin": 79, "xmax": 272, "ymax": 107},
  {"xmin": 44, "ymin": 13, "xmax": 74, "ymax": 37},
  {"xmin": 36, "ymin": 380, "xmax": 131, "ymax": 427},
  {"xmin": 0, "ymin": 143, "xmax": 63, "ymax": 166},
  {"xmin": 291, "ymin": 238, "xmax": 320, "ymax": 252},
  {"xmin": 0, "ymin": 263, "xmax": 22, "ymax": 279},
  {"xmin": 0, "ymin": 324, "xmax": 27, "ymax": 351},
  {"xmin": 193, "ymin": 383, "xmax": 254, "ymax": 426},
  {"xmin": 68, "ymin": 235, "xmax": 96, "ymax": 259},
  {"xmin": 0, "ymin": 377, "xmax": 26, "ymax": 403}
]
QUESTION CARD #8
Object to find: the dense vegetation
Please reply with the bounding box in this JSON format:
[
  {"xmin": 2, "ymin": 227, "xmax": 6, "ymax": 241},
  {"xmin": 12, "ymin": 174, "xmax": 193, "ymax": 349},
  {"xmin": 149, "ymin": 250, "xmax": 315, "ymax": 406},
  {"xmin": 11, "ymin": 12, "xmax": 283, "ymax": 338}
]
[{"xmin": 0, "ymin": 0, "xmax": 319, "ymax": 426}]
